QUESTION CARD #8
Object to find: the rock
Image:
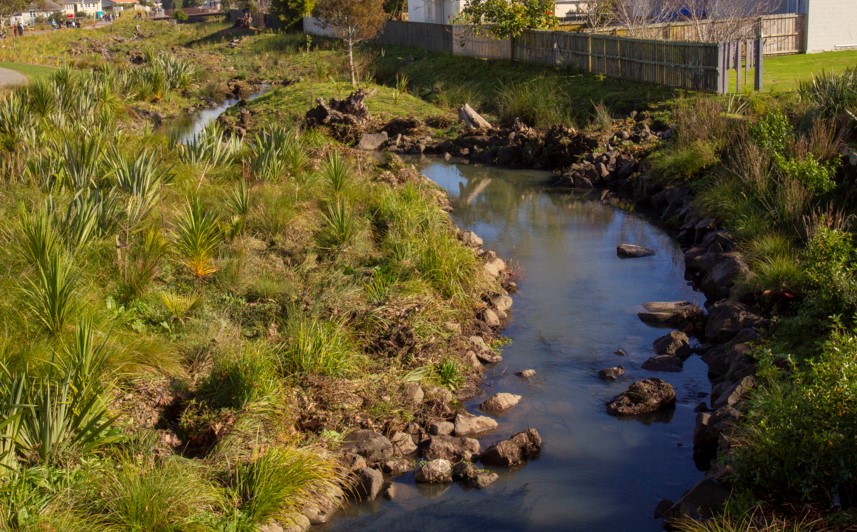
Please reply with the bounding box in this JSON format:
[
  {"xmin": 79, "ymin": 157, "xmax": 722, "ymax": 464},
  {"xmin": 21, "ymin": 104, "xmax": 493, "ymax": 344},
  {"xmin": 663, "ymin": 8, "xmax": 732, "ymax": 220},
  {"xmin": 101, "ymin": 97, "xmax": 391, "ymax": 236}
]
[
  {"xmin": 415, "ymin": 459, "xmax": 453, "ymax": 483},
  {"xmin": 638, "ymin": 301, "xmax": 702, "ymax": 328},
  {"xmin": 340, "ymin": 430, "xmax": 394, "ymax": 464},
  {"xmin": 484, "ymin": 257, "xmax": 506, "ymax": 277},
  {"xmin": 420, "ymin": 435, "xmax": 480, "ymax": 462},
  {"xmin": 711, "ymin": 375, "xmax": 756, "ymax": 410},
  {"xmin": 443, "ymin": 321, "xmax": 462, "ymax": 334},
  {"xmin": 617, "ymin": 244, "xmax": 656, "ymax": 258},
  {"xmin": 381, "ymin": 459, "xmax": 413, "ymax": 476},
  {"xmin": 401, "ymin": 382, "xmax": 424, "ymax": 406},
  {"xmin": 301, "ymin": 485, "xmax": 344, "ymax": 525},
  {"xmin": 464, "ymin": 350, "xmax": 483, "ymax": 370},
  {"xmin": 641, "ymin": 355, "xmax": 683, "ymax": 372},
  {"xmin": 340, "ymin": 452, "xmax": 367, "ymax": 472},
  {"xmin": 454, "ymin": 413, "xmax": 498, "ymax": 437},
  {"xmin": 654, "ymin": 499, "xmax": 674, "ymax": 519},
  {"xmin": 480, "ymin": 428, "xmax": 542, "ymax": 467},
  {"xmin": 424, "ymin": 386, "xmax": 454, "ymax": 405},
  {"xmin": 700, "ymin": 252, "xmax": 750, "ymax": 299},
  {"xmin": 382, "ymin": 482, "xmax": 396, "ymax": 500},
  {"xmin": 354, "ymin": 467, "xmax": 384, "ymax": 500},
  {"xmin": 614, "ymin": 349, "xmax": 626, "ymax": 356},
  {"xmin": 652, "ymin": 331, "xmax": 691, "ymax": 360},
  {"xmin": 259, "ymin": 522, "xmax": 285, "ymax": 532},
  {"xmin": 479, "ymin": 393, "xmax": 522, "ymax": 414},
  {"xmin": 598, "ymin": 366, "xmax": 625, "ymax": 380},
  {"xmin": 470, "ymin": 335, "xmax": 489, "ymax": 351},
  {"xmin": 705, "ymin": 301, "xmax": 768, "ymax": 343},
  {"xmin": 461, "ymin": 231, "xmax": 483, "ymax": 248},
  {"xmin": 663, "ymin": 478, "xmax": 730, "ymax": 523},
  {"xmin": 517, "ymin": 369, "xmax": 536, "ymax": 378},
  {"xmin": 283, "ymin": 514, "xmax": 311, "ymax": 532},
  {"xmin": 471, "ymin": 471, "xmax": 499, "ymax": 488},
  {"xmin": 357, "ymin": 131, "xmax": 389, "ymax": 151},
  {"xmin": 429, "ymin": 421, "xmax": 455, "ymax": 436},
  {"xmin": 390, "ymin": 432, "xmax": 418, "ymax": 456},
  {"xmin": 475, "ymin": 350, "xmax": 502, "ymax": 365},
  {"xmin": 491, "ymin": 294, "xmax": 513, "ymax": 313},
  {"xmin": 452, "ymin": 460, "xmax": 476, "ymax": 480},
  {"xmin": 607, "ymin": 378, "xmax": 676, "ymax": 416},
  {"xmin": 483, "ymin": 308, "xmax": 501, "ymax": 327}
]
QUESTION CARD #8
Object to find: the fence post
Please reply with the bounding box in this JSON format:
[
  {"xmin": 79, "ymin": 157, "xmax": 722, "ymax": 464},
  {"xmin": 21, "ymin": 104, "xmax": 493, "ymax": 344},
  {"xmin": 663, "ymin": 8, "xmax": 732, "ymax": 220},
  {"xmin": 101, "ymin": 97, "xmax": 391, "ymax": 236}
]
[
  {"xmin": 754, "ymin": 38, "xmax": 763, "ymax": 91},
  {"xmin": 716, "ymin": 42, "xmax": 727, "ymax": 94}
]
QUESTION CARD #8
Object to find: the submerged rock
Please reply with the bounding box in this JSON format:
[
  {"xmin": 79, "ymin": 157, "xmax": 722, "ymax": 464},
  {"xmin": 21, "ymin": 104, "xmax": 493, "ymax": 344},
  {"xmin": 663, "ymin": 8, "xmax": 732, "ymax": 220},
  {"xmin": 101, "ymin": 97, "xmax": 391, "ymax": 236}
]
[
  {"xmin": 479, "ymin": 392, "xmax": 522, "ymax": 414},
  {"xmin": 517, "ymin": 369, "xmax": 537, "ymax": 378},
  {"xmin": 607, "ymin": 378, "xmax": 676, "ymax": 416},
  {"xmin": 653, "ymin": 330, "xmax": 692, "ymax": 359},
  {"xmin": 480, "ymin": 428, "xmax": 542, "ymax": 467},
  {"xmin": 415, "ymin": 459, "xmax": 453, "ymax": 483},
  {"xmin": 638, "ymin": 301, "xmax": 702, "ymax": 328},
  {"xmin": 642, "ymin": 355, "xmax": 684, "ymax": 372},
  {"xmin": 598, "ymin": 366, "xmax": 625, "ymax": 380},
  {"xmin": 617, "ymin": 243, "xmax": 656, "ymax": 258},
  {"xmin": 662, "ymin": 478, "xmax": 730, "ymax": 523},
  {"xmin": 354, "ymin": 467, "xmax": 384, "ymax": 500}
]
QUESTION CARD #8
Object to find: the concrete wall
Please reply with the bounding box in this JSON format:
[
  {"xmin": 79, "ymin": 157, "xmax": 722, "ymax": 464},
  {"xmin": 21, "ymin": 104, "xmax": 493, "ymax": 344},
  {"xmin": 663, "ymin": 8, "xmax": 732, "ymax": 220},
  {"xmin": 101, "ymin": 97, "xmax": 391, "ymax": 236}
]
[
  {"xmin": 806, "ymin": 0, "xmax": 857, "ymax": 52},
  {"xmin": 408, "ymin": 0, "xmax": 463, "ymax": 24}
]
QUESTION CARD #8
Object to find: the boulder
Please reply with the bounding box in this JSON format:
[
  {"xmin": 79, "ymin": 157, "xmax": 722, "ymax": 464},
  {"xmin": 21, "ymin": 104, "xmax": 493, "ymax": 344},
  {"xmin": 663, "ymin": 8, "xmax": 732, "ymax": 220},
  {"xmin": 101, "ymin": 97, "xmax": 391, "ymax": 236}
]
[
  {"xmin": 454, "ymin": 413, "xmax": 498, "ymax": 437},
  {"xmin": 711, "ymin": 375, "xmax": 756, "ymax": 410},
  {"xmin": 382, "ymin": 482, "xmax": 396, "ymax": 500},
  {"xmin": 461, "ymin": 231, "xmax": 483, "ymax": 248},
  {"xmin": 354, "ymin": 467, "xmax": 384, "ymax": 500},
  {"xmin": 429, "ymin": 421, "xmax": 455, "ymax": 436},
  {"xmin": 638, "ymin": 301, "xmax": 702, "ymax": 328},
  {"xmin": 483, "ymin": 308, "xmax": 501, "ymax": 327},
  {"xmin": 617, "ymin": 244, "xmax": 656, "ymax": 258},
  {"xmin": 598, "ymin": 366, "xmax": 625, "ymax": 380},
  {"xmin": 479, "ymin": 392, "xmax": 522, "ymax": 414},
  {"xmin": 663, "ymin": 478, "xmax": 730, "ymax": 523},
  {"xmin": 340, "ymin": 430, "xmax": 394, "ymax": 464},
  {"xmin": 652, "ymin": 331, "xmax": 691, "ymax": 360},
  {"xmin": 480, "ymin": 428, "xmax": 542, "ymax": 467},
  {"xmin": 415, "ymin": 459, "xmax": 453, "ymax": 484},
  {"xmin": 420, "ymin": 435, "xmax": 480, "ymax": 462},
  {"xmin": 641, "ymin": 355, "xmax": 683, "ymax": 372},
  {"xmin": 476, "ymin": 350, "xmax": 503, "ymax": 365},
  {"xmin": 424, "ymin": 386, "xmax": 454, "ymax": 405},
  {"xmin": 340, "ymin": 452, "xmax": 367, "ymax": 472},
  {"xmin": 390, "ymin": 431, "xmax": 418, "ymax": 456},
  {"xmin": 607, "ymin": 378, "xmax": 676, "ymax": 416},
  {"xmin": 484, "ymin": 257, "xmax": 507, "ymax": 277},
  {"xmin": 471, "ymin": 471, "xmax": 499, "ymax": 489},
  {"xmin": 357, "ymin": 131, "xmax": 389, "ymax": 151},
  {"xmin": 283, "ymin": 514, "xmax": 311, "ymax": 532},
  {"xmin": 517, "ymin": 369, "xmax": 537, "ymax": 378},
  {"xmin": 705, "ymin": 301, "xmax": 768, "ymax": 343},
  {"xmin": 381, "ymin": 459, "xmax": 414, "ymax": 477},
  {"xmin": 401, "ymin": 382, "xmax": 424, "ymax": 406},
  {"xmin": 700, "ymin": 252, "xmax": 749, "ymax": 300},
  {"xmin": 452, "ymin": 460, "xmax": 477, "ymax": 481},
  {"xmin": 491, "ymin": 294, "xmax": 514, "ymax": 313}
]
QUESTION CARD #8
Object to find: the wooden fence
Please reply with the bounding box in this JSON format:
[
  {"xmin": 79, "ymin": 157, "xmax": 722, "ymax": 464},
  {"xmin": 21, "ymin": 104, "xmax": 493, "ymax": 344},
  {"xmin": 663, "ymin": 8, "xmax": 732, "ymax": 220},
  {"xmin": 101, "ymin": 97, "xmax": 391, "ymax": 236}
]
[
  {"xmin": 303, "ymin": 18, "xmax": 759, "ymax": 94},
  {"xmin": 591, "ymin": 14, "xmax": 805, "ymax": 55}
]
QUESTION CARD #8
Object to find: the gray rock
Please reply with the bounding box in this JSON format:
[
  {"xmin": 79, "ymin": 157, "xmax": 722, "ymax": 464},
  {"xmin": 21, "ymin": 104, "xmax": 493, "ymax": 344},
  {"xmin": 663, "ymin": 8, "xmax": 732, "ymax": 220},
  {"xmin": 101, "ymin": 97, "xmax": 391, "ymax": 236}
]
[
  {"xmin": 340, "ymin": 430, "xmax": 394, "ymax": 464},
  {"xmin": 479, "ymin": 392, "xmax": 522, "ymax": 414},
  {"xmin": 340, "ymin": 452, "xmax": 367, "ymax": 472},
  {"xmin": 711, "ymin": 375, "xmax": 756, "ymax": 410},
  {"xmin": 415, "ymin": 459, "xmax": 453, "ymax": 483},
  {"xmin": 464, "ymin": 350, "xmax": 483, "ymax": 370},
  {"xmin": 357, "ymin": 131, "xmax": 389, "ymax": 151},
  {"xmin": 381, "ymin": 459, "xmax": 413, "ymax": 477},
  {"xmin": 491, "ymin": 294, "xmax": 513, "ymax": 313},
  {"xmin": 598, "ymin": 366, "xmax": 625, "ymax": 380},
  {"xmin": 429, "ymin": 421, "xmax": 455, "ymax": 436},
  {"xmin": 424, "ymin": 386, "xmax": 454, "ymax": 405},
  {"xmin": 452, "ymin": 460, "xmax": 476, "ymax": 480},
  {"xmin": 390, "ymin": 431, "xmax": 418, "ymax": 455},
  {"xmin": 699, "ymin": 252, "xmax": 748, "ymax": 299},
  {"xmin": 480, "ymin": 428, "xmax": 542, "ymax": 467},
  {"xmin": 283, "ymin": 514, "xmax": 311, "ymax": 532},
  {"xmin": 354, "ymin": 467, "xmax": 384, "ymax": 500},
  {"xmin": 461, "ymin": 230, "xmax": 483, "ymax": 248},
  {"xmin": 617, "ymin": 243, "xmax": 656, "ymax": 258},
  {"xmin": 653, "ymin": 330, "xmax": 691, "ymax": 359},
  {"xmin": 443, "ymin": 321, "xmax": 462, "ymax": 334},
  {"xmin": 401, "ymin": 382, "xmax": 424, "ymax": 406},
  {"xmin": 483, "ymin": 308, "xmax": 501, "ymax": 327},
  {"xmin": 638, "ymin": 301, "xmax": 702, "ymax": 328},
  {"xmin": 382, "ymin": 482, "xmax": 396, "ymax": 500},
  {"xmin": 454, "ymin": 413, "xmax": 498, "ymax": 437},
  {"xmin": 471, "ymin": 471, "xmax": 499, "ymax": 488},
  {"xmin": 484, "ymin": 257, "xmax": 506, "ymax": 277},
  {"xmin": 420, "ymin": 435, "xmax": 480, "ymax": 462},
  {"xmin": 705, "ymin": 301, "xmax": 768, "ymax": 343},
  {"xmin": 517, "ymin": 369, "xmax": 536, "ymax": 378},
  {"xmin": 607, "ymin": 378, "xmax": 676, "ymax": 416},
  {"xmin": 663, "ymin": 478, "xmax": 730, "ymax": 522},
  {"xmin": 642, "ymin": 355, "xmax": 683, "ymax": 372}
]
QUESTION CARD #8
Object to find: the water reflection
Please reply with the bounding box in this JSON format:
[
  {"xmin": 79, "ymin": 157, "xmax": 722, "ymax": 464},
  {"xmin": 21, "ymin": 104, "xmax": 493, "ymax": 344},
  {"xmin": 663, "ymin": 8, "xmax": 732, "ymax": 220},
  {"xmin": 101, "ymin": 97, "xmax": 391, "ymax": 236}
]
[{"xmin": 328, "ymin": 161, "xmax": 705, "ymax": 531}]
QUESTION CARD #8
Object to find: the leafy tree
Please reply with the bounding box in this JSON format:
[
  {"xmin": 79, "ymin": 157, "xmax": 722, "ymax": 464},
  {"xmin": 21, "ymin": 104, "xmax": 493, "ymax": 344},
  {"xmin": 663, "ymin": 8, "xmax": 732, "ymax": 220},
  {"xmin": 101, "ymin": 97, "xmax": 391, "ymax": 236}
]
[
  {"xmin": 0, "ymin": 0, "xmax": 28, "ymax": 22},
  {"xmin": 457, "ymin": 0, "xmax": 559, "ymax": 40},
  {"xmin": 316, "ymin": 0, "xmax": 386, "ymax": 87},
  {"xmin": 383, "ymin": 0, "xmax": 406, "ymax": 19},
  {"xmin": 270, "ymin": 0, "xmax": 314, "ymax": 30}
]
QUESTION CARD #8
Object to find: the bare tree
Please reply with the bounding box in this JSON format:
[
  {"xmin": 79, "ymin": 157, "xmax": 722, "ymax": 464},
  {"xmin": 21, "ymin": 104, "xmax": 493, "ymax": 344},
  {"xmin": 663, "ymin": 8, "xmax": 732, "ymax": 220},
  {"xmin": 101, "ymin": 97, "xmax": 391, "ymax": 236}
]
[
  {"xmin": 669, "ymin": 0, "xmax": 780, "ymax": 42},
  {"xmin": 316, "ymin": 0, "xmax": 387, "ymax": 87}
]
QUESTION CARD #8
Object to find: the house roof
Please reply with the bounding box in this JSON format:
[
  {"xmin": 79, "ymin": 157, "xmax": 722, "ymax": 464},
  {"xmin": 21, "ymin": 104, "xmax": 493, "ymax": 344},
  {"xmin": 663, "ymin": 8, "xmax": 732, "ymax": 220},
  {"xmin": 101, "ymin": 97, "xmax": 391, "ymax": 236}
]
[{"xmin": 23, "ymin": 0, "xmax": 64, "ymax": 11}]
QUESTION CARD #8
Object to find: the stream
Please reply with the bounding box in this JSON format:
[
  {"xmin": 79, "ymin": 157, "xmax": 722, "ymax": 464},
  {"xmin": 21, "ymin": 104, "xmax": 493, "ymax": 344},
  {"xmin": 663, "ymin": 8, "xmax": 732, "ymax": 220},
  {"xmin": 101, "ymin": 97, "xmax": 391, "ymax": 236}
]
[{"xmin": 327, "ymin": 161, "xmax": 708, "ymax": 531}]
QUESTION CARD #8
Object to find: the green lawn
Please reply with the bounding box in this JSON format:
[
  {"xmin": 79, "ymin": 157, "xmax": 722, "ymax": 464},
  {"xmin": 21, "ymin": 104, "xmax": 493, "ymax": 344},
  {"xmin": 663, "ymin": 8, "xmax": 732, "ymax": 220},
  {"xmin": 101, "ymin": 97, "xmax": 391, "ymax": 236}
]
[
  {"xmin": 729, "ymin": 50, "xmax": 857, "ymax": 93},
  {"xmin": 0, "ymin": 61, "xmax": 56, "ymax": 81}
]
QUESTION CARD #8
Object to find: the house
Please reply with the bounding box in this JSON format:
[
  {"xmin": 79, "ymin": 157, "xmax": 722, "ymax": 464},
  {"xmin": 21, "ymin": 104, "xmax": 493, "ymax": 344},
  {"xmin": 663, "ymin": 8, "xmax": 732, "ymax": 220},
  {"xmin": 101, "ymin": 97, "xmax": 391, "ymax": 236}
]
[
  {"xmin": 407, "ymin": 0, "xmax": 585, "ymax": 24},
  {"xmin": 61, "ymin": 0, "xmax": 104, "ymax": 17},
  {"xmin": 802, "ymin": 0, "xmax": 857, "ymax": 52},
  {"xmin": 11, "ymin": 0, "xmax": 63, "ymax": 25},
  {"xmin": 102, "ymin": 0, "xmax": 139, "ymax": 13}
]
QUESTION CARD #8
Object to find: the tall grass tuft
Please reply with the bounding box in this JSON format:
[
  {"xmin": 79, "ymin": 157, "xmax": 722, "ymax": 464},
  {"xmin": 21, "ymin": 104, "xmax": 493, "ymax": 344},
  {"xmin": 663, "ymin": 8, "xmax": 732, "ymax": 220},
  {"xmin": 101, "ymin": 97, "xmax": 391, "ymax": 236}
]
[
  {"xmin": 321, "ymin": 151, "xmax": 350, "ymax": 197},
  {"xmin": 17, "ymin": 207, "xmax": 60, "ymax": 270},
  {"xmin": 799, "ymin": 67, "xmax": 857, "ymax": 118},
  {"xmin": 174, "ymin": 198, "xmax": 223, "ymax": 279},
  {"xmin": 317, "ymin": 199, "xmax": 355, "ymax": 251},
  {"xmin": 223, "ymin": 446, "xmax": 341, "ymax": 528},
  {"xmin": 22, "ymin": 249, "xmax": 79, "ymax": 336},
  {"xmin": 496, "ymin": 78, "xmax": 571, "ymax": 128},
  {"xmin": 275, "ymin": 313, "xmax": 356, "ymax": 377}
]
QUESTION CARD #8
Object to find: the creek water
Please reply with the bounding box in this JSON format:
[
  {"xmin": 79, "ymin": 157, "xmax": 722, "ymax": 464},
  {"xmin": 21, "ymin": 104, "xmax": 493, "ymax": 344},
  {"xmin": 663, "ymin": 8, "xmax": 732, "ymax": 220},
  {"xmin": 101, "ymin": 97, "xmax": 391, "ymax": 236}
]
[
  {"xmin": 327, "ymin": 160, "xmax": 708, "ymax": 531},
  {"xmin": 169, "ymin": 88, "xmax": 269, "ymax": 144}
]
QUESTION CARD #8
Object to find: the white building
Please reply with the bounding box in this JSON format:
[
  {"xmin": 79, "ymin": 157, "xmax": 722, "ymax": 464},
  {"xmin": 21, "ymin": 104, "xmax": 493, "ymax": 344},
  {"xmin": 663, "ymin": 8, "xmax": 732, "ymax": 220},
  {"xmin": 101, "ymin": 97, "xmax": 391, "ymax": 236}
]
[
  {"xmin": 408, "ymin": 0, "xmax": 585, "ymax": 24},
  {"xmin": 803, "ymin": 0, "xmax": 857, "ymax": 52},
  {"xmin": 11, "ymin": 0, "xmax": 63, "ymax": 25},
  {"xmin": 62, "ymin": 0, "xmax": 103, "ymax": 17}
]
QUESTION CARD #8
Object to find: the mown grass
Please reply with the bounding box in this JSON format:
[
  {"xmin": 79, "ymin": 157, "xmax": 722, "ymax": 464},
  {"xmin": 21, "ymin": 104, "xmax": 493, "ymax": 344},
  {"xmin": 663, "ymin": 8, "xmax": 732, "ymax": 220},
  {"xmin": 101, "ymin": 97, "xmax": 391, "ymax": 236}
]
[{"xmin": 0, "ymin": 62, "xmax": 56, "ymax": 82}]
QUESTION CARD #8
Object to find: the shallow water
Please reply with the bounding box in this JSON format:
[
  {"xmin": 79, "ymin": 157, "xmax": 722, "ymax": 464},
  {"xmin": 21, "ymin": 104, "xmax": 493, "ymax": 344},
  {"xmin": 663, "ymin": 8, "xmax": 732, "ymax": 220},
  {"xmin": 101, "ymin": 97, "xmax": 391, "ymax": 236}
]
[
  {"xmin": 327, "ymin": 160, "xmax": 707, "ymax": 531},
  {"xmin": 169, "ymin": 88, "xmax": 268, "ymax": 144}
]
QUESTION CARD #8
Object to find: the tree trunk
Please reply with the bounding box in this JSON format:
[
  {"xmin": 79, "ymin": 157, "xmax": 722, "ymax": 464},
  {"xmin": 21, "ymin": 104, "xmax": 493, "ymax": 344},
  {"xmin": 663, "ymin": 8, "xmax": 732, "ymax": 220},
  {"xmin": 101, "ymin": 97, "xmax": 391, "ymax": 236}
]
[
  {"xmin": 348, "ymin": 39, "xmax": 356, "ymax": 87},
  {"xmin": 458, "ymin": 103, "xmax": 492, "ymax": 130}
]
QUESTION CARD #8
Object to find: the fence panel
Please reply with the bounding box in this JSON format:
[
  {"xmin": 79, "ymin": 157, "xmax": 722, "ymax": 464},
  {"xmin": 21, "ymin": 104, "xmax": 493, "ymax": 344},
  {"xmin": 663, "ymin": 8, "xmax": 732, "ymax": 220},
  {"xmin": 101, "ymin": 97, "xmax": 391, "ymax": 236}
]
[
  {"xmin": 376, "ymin": 20, "xmax": 452, "ymax": 53},
  {"xmin": 452, "ymin": 26, "xmax": 512, "ymax": 60}
]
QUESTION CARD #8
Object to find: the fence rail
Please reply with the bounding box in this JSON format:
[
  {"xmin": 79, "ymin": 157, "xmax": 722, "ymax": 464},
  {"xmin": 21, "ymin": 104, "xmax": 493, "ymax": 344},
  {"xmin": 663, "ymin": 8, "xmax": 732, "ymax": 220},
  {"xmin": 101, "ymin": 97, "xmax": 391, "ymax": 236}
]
[
  {"xmin": 590, "ymin": 14, "xmax": 805, "ymax": 55},
  {"xmin": 303, "ymin": 18, "xmax": 760, "ymax": 94}
]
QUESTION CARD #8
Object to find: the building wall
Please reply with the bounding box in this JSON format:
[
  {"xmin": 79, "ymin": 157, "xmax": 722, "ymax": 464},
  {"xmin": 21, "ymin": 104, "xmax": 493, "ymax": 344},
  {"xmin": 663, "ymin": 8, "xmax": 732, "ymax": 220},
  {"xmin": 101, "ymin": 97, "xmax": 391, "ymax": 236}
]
[
  {"xmin": 12, "ymin": 10, "xmax": 59, "ymax": 24},
  {"xmin": 63, "ymin": 0, "xmax": 103, "ymax": 16},
  {"xmin": 407, "ymin": 0, "xmax": 464, "ymax": 24},
  {"xmin": 806, "ymin": 0, "xmax": 857, "ymax": 52}
]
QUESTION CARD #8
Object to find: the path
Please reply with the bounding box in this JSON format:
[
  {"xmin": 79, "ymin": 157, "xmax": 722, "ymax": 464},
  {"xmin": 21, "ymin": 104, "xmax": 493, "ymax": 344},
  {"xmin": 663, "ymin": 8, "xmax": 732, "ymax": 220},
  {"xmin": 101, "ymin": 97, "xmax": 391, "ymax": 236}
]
[{"xmin": 0, "ymin": 66, "xmax": 27, "ymax": 86}]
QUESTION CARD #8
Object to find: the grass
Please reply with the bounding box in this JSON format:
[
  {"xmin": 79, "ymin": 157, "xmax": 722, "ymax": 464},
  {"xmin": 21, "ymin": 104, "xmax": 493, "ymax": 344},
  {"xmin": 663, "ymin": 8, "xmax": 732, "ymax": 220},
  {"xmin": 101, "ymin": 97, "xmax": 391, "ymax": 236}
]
[
  {"xmin": 726, "ymin": 50, "xmax": 857, "ymax": 93},
  {"xmin": 0, "ymin": 62, "xmax": 56, "ymax": 82}
]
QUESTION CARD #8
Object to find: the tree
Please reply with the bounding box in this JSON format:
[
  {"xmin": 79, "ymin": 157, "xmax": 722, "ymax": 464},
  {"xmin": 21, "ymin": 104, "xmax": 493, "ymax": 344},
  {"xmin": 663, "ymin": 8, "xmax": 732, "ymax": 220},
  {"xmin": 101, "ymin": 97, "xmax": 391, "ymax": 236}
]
[
  {"xmin": 456, "ymin": 0, "xmax": 559, "ymax": 40},
  {"xmin": 383, "ymin": 0, "xmax": 406, "ymax": 20},
  {"xmin": 270, "ymin": 0, "xmax": 313, "ymax": 28},
  {"xmin": 316, "ymin": 0, "xmax": 386, "ymax": 87},
  {"xmin": 0, "ymin": 0, "xmax": 28, "ymax": 23}
]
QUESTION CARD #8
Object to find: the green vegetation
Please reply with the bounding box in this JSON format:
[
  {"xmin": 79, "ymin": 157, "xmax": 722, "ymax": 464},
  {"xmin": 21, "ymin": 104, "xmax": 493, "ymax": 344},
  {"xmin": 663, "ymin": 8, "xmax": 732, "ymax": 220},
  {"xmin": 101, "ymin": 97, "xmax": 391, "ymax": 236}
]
[
  {"xmin": 0, "ymin": 19, "xmax": 505, "ymax": 528},
  {"xmin": 762, "ymin": 50, "xmax": 857, "ymax": 93},
  {"xmin": 0, "ymin": 62, "xmax": 56, "ymax": 82}
]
